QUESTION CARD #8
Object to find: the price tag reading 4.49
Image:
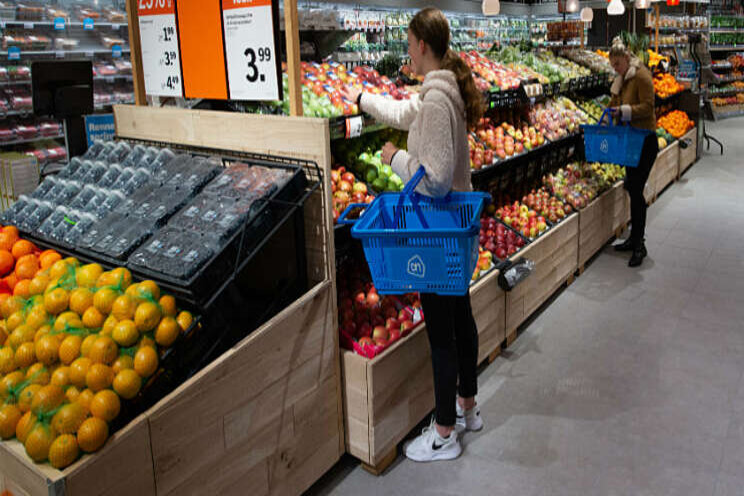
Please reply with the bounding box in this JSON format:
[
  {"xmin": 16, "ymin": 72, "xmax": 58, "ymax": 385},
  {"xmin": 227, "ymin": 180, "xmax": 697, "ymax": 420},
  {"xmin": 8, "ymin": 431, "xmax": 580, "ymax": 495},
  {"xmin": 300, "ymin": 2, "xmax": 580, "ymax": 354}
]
[
  {"xmin": 137, "ymin": 0, "xmax": 183, "ymax": 97},
  {"xmin": 222, "ymin": 0, "xmax": 282, "ymax": 101}
]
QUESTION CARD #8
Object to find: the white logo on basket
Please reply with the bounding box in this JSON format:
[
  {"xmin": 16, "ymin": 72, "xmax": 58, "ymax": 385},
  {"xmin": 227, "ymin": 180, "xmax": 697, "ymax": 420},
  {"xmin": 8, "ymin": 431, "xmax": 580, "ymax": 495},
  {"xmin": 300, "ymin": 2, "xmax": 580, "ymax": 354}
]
[
  {"xmin": 407, "ymin": 255, "xmax": 426, "ymax": 278},
  {"xmin": 600, "ymin": 139, "xmax": 609, "ymax": 154}
]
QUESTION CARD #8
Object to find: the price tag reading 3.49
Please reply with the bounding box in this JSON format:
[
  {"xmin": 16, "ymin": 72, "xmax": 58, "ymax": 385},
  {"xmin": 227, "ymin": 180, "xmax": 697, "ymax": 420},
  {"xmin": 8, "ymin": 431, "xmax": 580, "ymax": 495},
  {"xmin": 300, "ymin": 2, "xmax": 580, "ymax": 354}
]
[
  {"xmin": 222, "ymin": 0, "xmax": 281, "ymax": 101},
  {"xmin": 137, "ymin": 0, "xmax": 183, "ymax": 97}
]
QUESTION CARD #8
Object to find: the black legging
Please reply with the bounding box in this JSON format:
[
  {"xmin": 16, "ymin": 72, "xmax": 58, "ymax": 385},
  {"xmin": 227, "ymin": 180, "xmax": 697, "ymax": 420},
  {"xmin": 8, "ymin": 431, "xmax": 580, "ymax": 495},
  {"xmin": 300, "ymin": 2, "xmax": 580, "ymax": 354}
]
[
  {"xmin": 420, "ymin": 292, "xmax": 479, "ymax": 427},
  {"xmin": 624, "ymin": 133, "xmax": 659, "ymax": 246}
]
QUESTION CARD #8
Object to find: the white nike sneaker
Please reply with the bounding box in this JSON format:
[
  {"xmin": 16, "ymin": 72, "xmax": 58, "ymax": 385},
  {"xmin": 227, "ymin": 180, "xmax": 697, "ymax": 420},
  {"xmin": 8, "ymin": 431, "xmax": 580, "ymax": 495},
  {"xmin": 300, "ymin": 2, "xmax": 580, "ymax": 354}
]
[
  {"xmin": 403, "ymin": 420, "xmax": 462, "ymax": 462},
  {"xmin": 455, "ymin": 402, "xmax": 484, "ymax": 434}
]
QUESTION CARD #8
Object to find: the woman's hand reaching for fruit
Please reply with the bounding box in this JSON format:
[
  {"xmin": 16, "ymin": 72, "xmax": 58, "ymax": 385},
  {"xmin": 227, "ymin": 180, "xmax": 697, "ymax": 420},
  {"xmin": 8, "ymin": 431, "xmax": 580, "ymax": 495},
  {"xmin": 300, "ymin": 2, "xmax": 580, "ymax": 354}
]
[
  {"xmin": 340, "ymin": 86, "xmax": 363, "ymax": 108},
  {"xmin": 381, "ymin": 142, "xmax": 399, "ymax": 165}
]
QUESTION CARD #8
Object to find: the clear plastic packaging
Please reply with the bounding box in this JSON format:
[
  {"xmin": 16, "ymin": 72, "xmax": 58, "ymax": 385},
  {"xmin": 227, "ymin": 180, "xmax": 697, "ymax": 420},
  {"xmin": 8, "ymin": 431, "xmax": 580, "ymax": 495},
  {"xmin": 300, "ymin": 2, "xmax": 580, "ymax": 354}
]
[
  {"xmin": 63, "ymin": 212, "xmax": 97, "ymax": 245},
  {"xmin": 150, "ymin": 148, "xmax": 177, "ymax": 172},
  {"xmin": 83, "ymin": 141, "xmax": 107, "ymax": 159},
  {"xmin": 80, "ymin": 161, "xmax": 107, "ymax": 184},
  {"xmin": 1, "ymin": 195, "xmax": 30, "ymax": 225},
  {"xmin": 84, "ymin": 188, "xmax": 110, "ymax": 219},
  {"xmin": 96, "ymin": 163, "xmax": 122, "ymax": 188},
  {"xmin": 49, "ymin": 209, "xmax": 82, "ymax": 241},
  {"xmin": 121, "ymin": 144, "xmax": 147, "ymax": 168},
  {"xmin": 69, "ymin": 184, "xmax": 98, "ymax": 209},
  {"xmin": 57, "ymin": 180, "xmax": 82, "ymax": 204},
  {"xmin": 30, "ymin": 176, "xmax": 58, "ymax": 200},
  {"xmin": 96, "ymin": 141, "xmax": 117, "ymax": 162},
  {"xmin": 128, "ymin": 227, "xmax": 186, "ymax": 275},
  {"xmin": 37, "ymin": 206, "xmax": 68, "ymax": 239},
  {"xmin": 107, "ymin": 142, "xmax": 132, "ymax": 164},
  {"xmin": 90, "ymin": 213, "xmax": 130, "ymax": 254},
  {"xmin": 110, "ymin": 167, "xmax": 135, "ymax": 192},
  {"xmin": 57, "ymin": 157, "xmax": 83, "ymax": 179},
  {"xmin": 45, "ymin": 178, "xmax": 69, "ymax": 203},
  {"xmin": 134, "ymin": 186, "xmax": 191, "ymax": 227},
  {"xmin": 68, "ymin": 160, "xmax": 94, "ymax": 181},
  {"xmin": 165, "ymin": 156, "xmax": 221, "ymax": 192},
  {"xmin": 93, "ymin": 190, "xmax": 125, "ymax": 218},
  {"xmin": 134, "ymin": 147, "xmax": 158, "ymax": 171},
  {"xmin": 100, "ymin": 223, "xmax": 154, "ymax": 259},
  {"xmin": 123, "ymin": 168, "xmax": 153, "ymax": 192},
  {"xmin": 21, "ymin": 200, "xmax": 54, "ymax": 230}
]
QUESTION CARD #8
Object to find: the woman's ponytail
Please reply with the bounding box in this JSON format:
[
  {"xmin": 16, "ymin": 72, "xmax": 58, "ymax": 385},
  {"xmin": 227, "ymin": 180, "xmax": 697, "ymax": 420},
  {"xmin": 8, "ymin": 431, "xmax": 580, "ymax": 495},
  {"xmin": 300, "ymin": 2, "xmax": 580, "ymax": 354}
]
[{"xmin": 441, "ymin": 49, "xmax": 484, "ymax": 130}]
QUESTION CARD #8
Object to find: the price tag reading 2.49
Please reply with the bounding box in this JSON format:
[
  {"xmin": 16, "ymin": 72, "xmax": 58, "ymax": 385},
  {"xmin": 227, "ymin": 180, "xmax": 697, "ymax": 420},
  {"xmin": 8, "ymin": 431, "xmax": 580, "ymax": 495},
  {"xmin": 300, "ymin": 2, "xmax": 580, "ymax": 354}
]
[
  {"xmin": 138, "ymin": 0, "xmax": 183, "ymax": 97},
  {"xmin": 222, "ymin": 0, "xmax": 282, "ymax": 101}
]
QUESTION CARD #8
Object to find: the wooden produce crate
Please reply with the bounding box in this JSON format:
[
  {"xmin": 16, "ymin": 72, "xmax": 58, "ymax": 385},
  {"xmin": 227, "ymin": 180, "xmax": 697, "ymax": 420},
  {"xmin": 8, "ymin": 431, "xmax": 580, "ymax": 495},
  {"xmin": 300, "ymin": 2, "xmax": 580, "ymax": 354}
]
[
  {"xmin": 579, "ymin": 187, "xmax": 623, "ymax": 270},
  {"xmin": 342, "ymin": 267, "xmax": 506, "ymax": 474},
  {"xmin": 608, "ymin": 181, "xmax": 630, "ymax": 233},
  {"xmin": 505, "ymin": 213, "xmax": 579, "ymax": 337},
  {"xmin": 678, "ymin": 127, "xmax": 697, "ymax": 177},
  {"xmin": 653, "ymin": 142, "xmax": 680, "ymax": 198}
]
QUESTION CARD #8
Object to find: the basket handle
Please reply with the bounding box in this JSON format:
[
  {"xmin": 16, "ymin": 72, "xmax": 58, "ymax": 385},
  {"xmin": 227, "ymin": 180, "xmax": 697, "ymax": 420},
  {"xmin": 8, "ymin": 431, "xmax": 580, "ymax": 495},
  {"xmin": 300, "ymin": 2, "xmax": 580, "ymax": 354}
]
[
  {"xmin": 598, "ymin": 108, "xmax": 615, "ymax": 126},
  {"xmin": 337, "ymin": 203, "xmax": 369, "ymax": 225},
  {"xmin": 393, "ymin": 165, "xmax": 428, "ymax": 228}
]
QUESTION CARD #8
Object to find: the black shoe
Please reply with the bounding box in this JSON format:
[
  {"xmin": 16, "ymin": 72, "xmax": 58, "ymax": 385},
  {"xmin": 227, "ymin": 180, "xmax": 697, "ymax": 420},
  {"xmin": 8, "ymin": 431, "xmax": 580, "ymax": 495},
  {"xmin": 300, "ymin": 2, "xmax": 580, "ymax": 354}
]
[
  {"xmin": 614, "ymin": 238, "xmax": 635, "ymax": 252},
  {"xmin": 628, "ymin": 244, "xmax": 647, "ymax": 267}
]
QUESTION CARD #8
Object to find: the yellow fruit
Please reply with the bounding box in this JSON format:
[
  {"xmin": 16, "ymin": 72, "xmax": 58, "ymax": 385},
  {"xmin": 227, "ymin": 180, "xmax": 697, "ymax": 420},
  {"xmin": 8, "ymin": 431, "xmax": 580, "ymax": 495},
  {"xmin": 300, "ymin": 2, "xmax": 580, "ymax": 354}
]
[
  {"xmin": 31, "ymin": 385, "xmax": 65, "ymax": 416},
  {"xmin": 0, "ymin": 403, "xmax": 21, "ymax": 439},
  {"xmin": 111, "ymin": 295, "xmax": 137, "ymax": 321},
  {"xmin": 28, "ymin": 274, "xmax": 50, "ymax": 296},
  {"xmin": 77, "ymin": 417, "xmax": 108, "ymax": 453},
  {"xmin": 14, "ymin": 342, "xmax": 36, "ymax": 368},
  {"xmin": 176, "ymin": 311, "xmax": 193, "ymax": 332},
  {"xmin": 59, "ymin": 335, "xmax": 83, "ymax": 365},
  {"xmin": 101, "ymin": 315, "xmax": 118, "ymax": 336},
  {"xmin": 25, "ymin": 424, "xmax": 56, "ymax": 462},
  {"xmin": 134, "ymin": 302, "xmax": 161, "ymax": 332},
  {"xmin": 51, "ymin": 403, "xmax": 86, "ymax": 434},
  {"xmin": 49, "ymin": 433, "xmax": 80, "ymax": 469},
  {"xmin": 35, "ymin": 334, "xmax": 60, "ymax": 366},
  {"xmin": 158, "ymin": 295, "xmax": 177, "ymax": 317},
  {"xmin": 89, "ymin": 336, "xmax": 118, "ymax": 365},
  {"xmin": 44, "ymin": 288, "xmax": 69, "ymax": 315},
  {"xmin": 17, "ymin": 384, "xmax": 41, "ymax": 413},
  {"xmin": 53, "ymin": 311, "xmax": 83, "ymax": 333},
  {"xmin": 86, "ymin": 363, "xmax": 114, "ymax": 392},
  {"xmin": 155, "ymin": 317, "xmax": 180, "ymax": 348},
  {"xmin": 49, "ymin": 259, "xmax": 74, "ymax": 280},
  {"xmin": 15, "ymin": 410, "xmax": 36, "ymax": 443},
  {"xmin": 137, "ymin": 280, "xmax": 160, "ymax": 301},
  {"xmin": 25, "ymin": 362, "xmax": 50, "ymax": 385},
  {"xmin": 80, "ymin": 334, "xmax": 97, "ymax": 357},
  {"xmin": 110, "ymin": 267, "xmax": 132, "ymax": 290},
  {"xmin": 113, "ymin": 369, "xmax": 142, "ymax": 400},
  {"xmin": 25, "ymin": 307, "xmax": 50, "ymax": 331},
  {"xmin": 93, "ymin": 287, "xmax": 119, "ymax": 315},
  {"xmin": 65, "ymin": 386, "xmax": 81, "ymax": 404},
  {"xmin": 138, "ymin": 335, "xmax": 156, "ymax": 349},
  {"xmin": 112, "ymin": 355, "xmax": 134, "ymax": 375},
  {"xmin": 76, "ymin": 263, "xmax": 103, "ymax": 288},
  {"xmin": 69, "ymin": 288, "xmax": 94, "ymax": 315},
  {"xmin": 9, "ymin": 324, "xmax": 35, "ymax": 347},
  {"xmin": 6, "ymin": 310, "xmax": 24, "ymax": 332},
  {"xmin": 1, "ymin": 296, "xmax": 24, "ymax": 319},
  {"xmin": 33, "ymin": 325, "xmax": 50, "ymax": 344},
  {"xmin": 134, "ymin": 346, "xmax": 158, "ymax": 378},
  {"xmin": 90, "ymin": 390, "xmax": 120, "ymax": 422},
  {"xmin": 0, "ymin": 371, "xmax": 24, "ymax": 403},
  {"xmin": 50, "ymin": 366, "xmax": 71, "ymax": 387},
  {"xmin": 125, "ymin": 283, "xmax": 143, "ymax": 304},
  {"xmin": 112, "ymin": 319, "xmax": 139, "ymax": 347},
  {"xmin": 69, "ymin": 357, "xmax": 92, "ymax": 388},
  {"xmin": 0, "ymin": 346, "xmax": 15, "ymax": 374},
  {"xmin": 82, "ymin": 306, "xmax": 105, "ymax": 329}
]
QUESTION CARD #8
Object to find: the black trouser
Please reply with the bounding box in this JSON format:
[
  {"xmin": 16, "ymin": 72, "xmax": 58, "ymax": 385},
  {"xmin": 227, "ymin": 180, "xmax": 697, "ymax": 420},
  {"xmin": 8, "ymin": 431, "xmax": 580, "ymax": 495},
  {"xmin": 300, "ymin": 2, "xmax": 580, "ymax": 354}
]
[
  {"xmin": 624, "ymin": 133, "xmax": 659, "ymax": 247},
  {"xmin": 420, "ymin": 292, "xmax": 479, "ymax": 427}
]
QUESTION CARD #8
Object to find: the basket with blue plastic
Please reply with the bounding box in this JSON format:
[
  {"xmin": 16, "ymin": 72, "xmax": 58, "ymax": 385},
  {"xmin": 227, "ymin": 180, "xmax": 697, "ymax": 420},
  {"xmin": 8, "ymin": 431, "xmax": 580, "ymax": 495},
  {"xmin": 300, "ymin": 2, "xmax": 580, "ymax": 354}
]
[
  {"xmin": 582, "ymin": 108, "xmax": 655, "ymax": 167},
  {"xmin": 338, "ymin": 166, "xmax": 490, "ymax": 295}
]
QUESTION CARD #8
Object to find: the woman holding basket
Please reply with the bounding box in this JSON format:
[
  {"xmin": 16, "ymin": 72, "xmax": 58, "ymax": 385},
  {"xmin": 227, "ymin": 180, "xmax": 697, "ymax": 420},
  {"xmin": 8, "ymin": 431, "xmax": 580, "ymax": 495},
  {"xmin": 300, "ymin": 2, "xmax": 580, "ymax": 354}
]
[
  {"xmin": 342, "ymin": 7, "xmax": 484, "ymax": 462},
  {"xmin": 608, "ymin": 39, "xmax": 659, "ymax": 267}
]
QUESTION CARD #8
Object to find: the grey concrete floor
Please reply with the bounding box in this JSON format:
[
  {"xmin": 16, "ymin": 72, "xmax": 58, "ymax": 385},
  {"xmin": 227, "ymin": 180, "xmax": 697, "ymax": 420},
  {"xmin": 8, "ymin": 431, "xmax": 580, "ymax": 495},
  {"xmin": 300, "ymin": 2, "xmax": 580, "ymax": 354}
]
[{"xmin": 308, "ymin": 119, "xmax": 744, "ymax": 496}]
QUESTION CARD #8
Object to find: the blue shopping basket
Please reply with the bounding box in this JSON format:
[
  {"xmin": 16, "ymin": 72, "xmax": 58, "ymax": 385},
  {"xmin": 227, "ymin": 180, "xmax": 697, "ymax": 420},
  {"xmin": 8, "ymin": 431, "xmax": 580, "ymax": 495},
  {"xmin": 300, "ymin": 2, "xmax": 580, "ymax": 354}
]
[
  {"xmin": 338, "ymin": 166, "xmax": 490, "ymax": 296},
  {"xmin": 582, "ymin": 108, "xmax": 655, "ymax": 168}
]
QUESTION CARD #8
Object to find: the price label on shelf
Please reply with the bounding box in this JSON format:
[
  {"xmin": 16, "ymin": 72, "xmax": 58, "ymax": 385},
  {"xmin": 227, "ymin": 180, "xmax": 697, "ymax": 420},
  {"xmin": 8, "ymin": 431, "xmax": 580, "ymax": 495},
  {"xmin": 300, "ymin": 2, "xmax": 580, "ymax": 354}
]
[
  {"xmin": 23, "ymin": 22, "xmax": 33, "ymax": 29},
  {"xmin": 8, "ymin": 47, "xmax": 20, "ymax": 60},
  {"xmin": 221, "ymin": 0, "xmax": 282, "ymax": 101},
  {"xmin": 138, "ymin": 0, "xmax": 183, "ymax": 97},
  {"xmin": 83, "ymin": 18, "xmax": 95, "ymax": 30},
  {"xmin": 54, "ymin": 17, "xmax": 65, "ymax": 30},
  {"xmin": 345, "ymin": 116, "xmax": 363, "ymax": 139}
]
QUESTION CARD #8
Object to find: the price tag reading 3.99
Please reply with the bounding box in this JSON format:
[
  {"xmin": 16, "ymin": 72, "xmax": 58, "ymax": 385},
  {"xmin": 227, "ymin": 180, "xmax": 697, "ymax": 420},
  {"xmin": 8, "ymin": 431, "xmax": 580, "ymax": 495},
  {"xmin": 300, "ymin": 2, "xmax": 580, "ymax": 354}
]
[
  {"xmin": 137, "ymin": 0, "xmax": 183, "ymax": 97},
  {"xmin": 222, "ymin": 0, "xmax": 281, "ymax": 101}
]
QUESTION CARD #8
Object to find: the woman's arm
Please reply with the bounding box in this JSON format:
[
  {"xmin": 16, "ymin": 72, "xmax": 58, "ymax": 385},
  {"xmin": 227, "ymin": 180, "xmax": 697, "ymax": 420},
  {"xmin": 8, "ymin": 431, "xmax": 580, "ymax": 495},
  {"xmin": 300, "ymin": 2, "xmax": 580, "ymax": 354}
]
[
  {"xmin": 621, "ymin": 69, "xmax": 654, "ymax": 122},
  {"xmin": 360, "ymin": 93, "xmax": 421, "ymax": 131},
  {"xmin": 390, "ymin": 98, "xmax": 454, "ymax": 198}
]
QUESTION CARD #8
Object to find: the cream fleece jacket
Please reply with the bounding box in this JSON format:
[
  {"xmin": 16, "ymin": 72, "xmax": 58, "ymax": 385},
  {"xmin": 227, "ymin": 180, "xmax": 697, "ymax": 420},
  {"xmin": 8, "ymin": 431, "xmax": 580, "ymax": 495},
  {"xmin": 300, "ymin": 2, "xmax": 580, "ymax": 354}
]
[{"xmin": 359, "ymin": 70, "xmax": 470, "ymax": 198}]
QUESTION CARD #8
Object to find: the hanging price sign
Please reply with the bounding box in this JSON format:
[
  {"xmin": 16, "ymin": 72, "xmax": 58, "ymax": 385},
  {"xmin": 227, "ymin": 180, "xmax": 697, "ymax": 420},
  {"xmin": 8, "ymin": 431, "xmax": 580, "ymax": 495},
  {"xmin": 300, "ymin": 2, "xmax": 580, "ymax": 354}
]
[
  {"xmin": 221, "ymin": 0, "xmax": 282, "ymax": 101},
  {"xmin": 138, "ymin": 0, "xmax": 184, "ymax": 97}
]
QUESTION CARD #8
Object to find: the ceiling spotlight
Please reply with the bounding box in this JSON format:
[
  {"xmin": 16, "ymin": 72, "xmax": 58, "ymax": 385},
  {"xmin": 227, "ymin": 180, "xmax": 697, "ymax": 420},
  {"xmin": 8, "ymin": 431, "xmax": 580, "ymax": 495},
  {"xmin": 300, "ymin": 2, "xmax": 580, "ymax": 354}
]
[
  {"xmin": 608, "ymin": 0, "xmax": 626, "ymax": 16},
  {"xmin": 580, "ymin": 7, "xmax": 594, "ymax": 22},
  {"xmin": 482, "ymin": 0, "xmax": 500, "ymax": 16}
]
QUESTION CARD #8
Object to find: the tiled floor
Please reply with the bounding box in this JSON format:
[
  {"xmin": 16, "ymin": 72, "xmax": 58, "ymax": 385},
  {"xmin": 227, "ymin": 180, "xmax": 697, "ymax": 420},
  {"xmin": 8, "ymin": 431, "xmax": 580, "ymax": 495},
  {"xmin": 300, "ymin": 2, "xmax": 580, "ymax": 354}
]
[{"xmin": 307, "ymin": 119, "xmax": 744, "ymax": 496}]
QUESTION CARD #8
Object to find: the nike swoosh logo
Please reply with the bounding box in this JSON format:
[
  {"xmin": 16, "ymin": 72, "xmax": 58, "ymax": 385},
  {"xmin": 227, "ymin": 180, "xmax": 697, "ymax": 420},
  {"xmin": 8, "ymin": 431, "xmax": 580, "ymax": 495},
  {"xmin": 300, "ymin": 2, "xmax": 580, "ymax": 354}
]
[{"xmin": 432, "ymin": 441, "xmax": 444, "ymax": 451}]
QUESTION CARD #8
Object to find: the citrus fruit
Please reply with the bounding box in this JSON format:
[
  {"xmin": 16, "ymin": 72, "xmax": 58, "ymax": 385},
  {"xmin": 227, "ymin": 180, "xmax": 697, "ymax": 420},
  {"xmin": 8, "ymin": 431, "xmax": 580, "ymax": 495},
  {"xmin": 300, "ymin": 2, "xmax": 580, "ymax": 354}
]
[
  {"xmin": 25, "ymin": 424, "xmax": 56, "ymax": 462},
  {"xmin": 86, "ymin": 363, "xmax": 114, "ymax": 392},
  {"xmin": 26, "ymin": 362, "xmax": 50, "ymax": 385},
  {"xmin": 14, "ymin": 254, "xmax": 40, "ymax": 281},
  {"xmin": 33, "ymin": 325, "xmax": 51, "ymax": 344},
  {"xmin": 25, "ymin": 307, "xmax": 50, "ymax": 331},
  {"xmin": 51, "ymin": 402, "xmax": 86, "ymax": 435},
  {"xmin": 80, "ymin": 334, "xmax": 97, "ymax": 357},
  {"xmin": 113, "ymin": 369, "xmax": 142, "ymax": 400},
  {"xmin": 110, "ymin": 267, "xmax": 132, "ymax": 289},
  {"xmin": 49, "ymin": 259, "xmax": 74, "ymax": 280},
  {"xmin": 49, "ymin": 433, "xmax": 79, "ymax": 469},
  {"xmin": 77, "ymin": 417, "xmax": 108, "ymax": 453},
  {"xmin": 39, "ymin": 250, "xmax": 62, "ymax": 270},
  {"xmin": 50, "ymin": 366, "xmax": 71, "ymax": 387},
  {"xmin": 125, "ymin": 283, "xmax": 142, "ymax": 304},
  {"xmin": 137, "ymin": 280, "xmax": 160, "ymax": 301},
  {"xmin": 0, "ymin": 249, "xmax": 13, "ymax": 277},
  {"xmin": 112, "ymin": 320, "xmax": 139, "ymax": 347},
  {"xmin": 69, "ymin": 288, "xmax": 94, "ymax": 315},
  {"xmin": 0, "ymin": 228, "xmax": 18, "ymax": 252},
  {"xmin": 53, "ymin": 311, "xmax": 83, "ymax": 332},
  {"xmin": 35, "ymin": 334, "xmax": 60, "ymax": 366},
  {"xmin": 89, "ymin": 336, "xmax": 118, "ymax": 365},
  {"xmin": 1, "ymin": 371, "xmax": 24, "ymax": 400},
  {"xmin": 0, "ymin": 346, "xmax": 15, "ymax": 374},
  {"xmin": 138, "ymin": 334, "xmax": 156, "ymax": 349},
  {"xmin": 82, "ymin": 307, "xmax": 105, "ymax": 329},
  {"xmin": 76, "ymin": 388, "xmax": 95, "ymax": 413},
  {"xmin": 76, "ymin": 263, "xmax": 103, "ymax": 288},
  {"xmin": 0, "ymin": 403, "xmax": 21, "ymax": 439},
  {"xmin": 134, "ymin": 346, "xmax": 158, "ymax": 378},
  {"xmin": 14, "ymin": 342, "xmax": 36, "ymax": 368},
  {"xmin": 44, "ymin": 288, "xmax": 69, "ymax": 315},
  {"xmin": 9, "ymin": 324, "xmax": 35, "ymax": 347},
  {"xmin": 111, "ymin": 295, "xmax": 136, "ymax": 321},
  {"xmin": 69, "ymin": 357, "xmax": 92, "ymax": 388},
  {"xmin": 89, "ymin": 390, "xmax": 120, "ymax": 422},
  {"xmin": 112, "ymin": 355, "xmax": 133, "ymax": 375},
  {"xmin": 31, "ymin": 384, "xmax": 65, "ymax": 416},
  {"xmin": 17, "ymin": 384, "xmax": 41, "ymax": 413},
  {"xmin": 155, "ymin": 317, "xmax": 180, "ymax": 347},
  {"xmin": 176, "ymin": 311, "xmax": 193, "ymax": 332},
  {"xmin": 11, "ymin": 239, "xmax": 35, "ymax": 259},
  {"xmin": 59, "ymin": 335, "xmax": 82, "ymax": 365},
  {"xmin": 134, "ymin": 302, "xmax": 161, "ymax": 332},
  {"xmin": 28, "ymin": 274, "xmax": 51, "ymax": 296},
  {"xmin": 6, "ymin": 310, "xmax": 24, "ymax": 332},
  {"xmin": 158, "ymin": 295, "xmax": 177, "ymax": 317},
  {"xmin": 1, "ymin": 295, "xmax": 23, "ymax": 319},
  {"xmin": 3, "ymin": 273, "xmax": 17, "ymax": 291},
  {"xmin": 15, "ymin": 410, "xmax": 37, "ymax": 443},
  {"xmin": 13, "ymin": 279, "xmax": 30, "ymax": 298},
  {"xmin": 93, "ymin": 287, "xmax": 119, "ymax": 314},
  {"xmin": 65, "ymin": 386, "xmax": 80, "ymax": 403}
]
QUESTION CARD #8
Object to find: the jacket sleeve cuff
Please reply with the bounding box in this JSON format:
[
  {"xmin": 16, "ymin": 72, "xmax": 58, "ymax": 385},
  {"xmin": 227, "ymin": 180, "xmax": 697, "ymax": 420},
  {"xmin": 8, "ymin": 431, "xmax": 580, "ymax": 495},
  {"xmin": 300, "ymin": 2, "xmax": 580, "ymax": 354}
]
[
  {"xmin": 620, "ymin": 104, "xmax": 632, "ymax": 122},
  {"xmin": 391, "ymin": 149, "xmax": 411, "ymax": 182}
]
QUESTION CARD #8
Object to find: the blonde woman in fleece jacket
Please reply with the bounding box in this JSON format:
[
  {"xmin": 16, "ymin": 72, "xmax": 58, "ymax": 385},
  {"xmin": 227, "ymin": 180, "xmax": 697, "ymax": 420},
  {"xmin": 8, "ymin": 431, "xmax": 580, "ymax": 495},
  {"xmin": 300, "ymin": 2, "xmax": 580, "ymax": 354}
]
[{"xmin": 342, "ymin": 7, "xmax": 485, "ymax": 463}]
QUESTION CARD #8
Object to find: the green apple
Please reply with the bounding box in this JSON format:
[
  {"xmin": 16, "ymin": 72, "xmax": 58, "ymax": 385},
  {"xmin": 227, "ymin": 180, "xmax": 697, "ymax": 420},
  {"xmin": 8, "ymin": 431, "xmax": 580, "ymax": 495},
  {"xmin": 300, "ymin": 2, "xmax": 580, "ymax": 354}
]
[
  {"xmin": 380, "ymin": 165, "xmax": 393, "ymax": 178},
  {"xmin": 365, "ymin": 168, "xmax": 378, "ymax": 183},
  {"xmin": 372, "ymin": 178, "xmax": 387, "ymax": 192}
]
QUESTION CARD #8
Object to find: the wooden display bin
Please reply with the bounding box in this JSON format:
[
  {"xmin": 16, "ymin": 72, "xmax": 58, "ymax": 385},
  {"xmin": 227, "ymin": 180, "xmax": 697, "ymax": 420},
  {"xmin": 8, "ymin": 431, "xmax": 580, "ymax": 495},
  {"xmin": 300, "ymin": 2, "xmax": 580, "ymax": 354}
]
[
  {"xmin": 342, "ymin": 267, "xmax": 505, "ymax": 474},
  {"xmin": 678, "ymin": 127, "xmax": 697, "ymax": 177},
  {"xmin": 505, "ymin": 213, "xmax": 579, "ymax": 336},
  {"xmin": 579, "ymin": 183, "xmax": 627, "ymax": 270},
  {"xmin": 651, "ymin": 141, "xmax": 680, "ymax": 199},
  {"xmin": 0, "ymin": 107, "xmax": 344, "ymax": 496}
]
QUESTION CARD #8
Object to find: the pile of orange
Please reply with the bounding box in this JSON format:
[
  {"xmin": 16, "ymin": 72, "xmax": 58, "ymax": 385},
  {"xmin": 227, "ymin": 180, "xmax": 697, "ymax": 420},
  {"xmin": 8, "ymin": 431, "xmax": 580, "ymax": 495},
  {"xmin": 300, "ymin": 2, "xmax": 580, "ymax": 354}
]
[
  {"xmin": 654, "ymin": 73, "xmax": 684, "ymax": 99},
  {"xmin": 657, "ymin": 110, "xmax": 694, "ymax": 139},
  {"xmin": 0, "ymin": 227, "xmax": 194, "ymax": 470},
  {"xmin": 648, "ymin": 50, "xmax": 669, "ymax": 69},
  {"xmin": 0, "ymin": 226, "xmax": 62, "ymax": 299}
]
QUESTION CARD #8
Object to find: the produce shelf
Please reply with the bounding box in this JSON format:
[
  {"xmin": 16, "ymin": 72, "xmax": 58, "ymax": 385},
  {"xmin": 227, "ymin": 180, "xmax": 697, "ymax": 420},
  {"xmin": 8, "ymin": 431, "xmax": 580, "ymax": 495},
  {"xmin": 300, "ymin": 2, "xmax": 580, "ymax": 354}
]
[
  {"xmin": 0, "ymin": 133, "xmax": 64, "ymax": 146},
  {"xmin": 711, "ymin": 46, "xmax": 744, "ymax": 51},
  {"xmin": 4, "ymin": 46, "xmax": 131, "ymax": 58},
  {"xmin": 0, "ymin": 20, "xmax": 128, "ymax": 28}
]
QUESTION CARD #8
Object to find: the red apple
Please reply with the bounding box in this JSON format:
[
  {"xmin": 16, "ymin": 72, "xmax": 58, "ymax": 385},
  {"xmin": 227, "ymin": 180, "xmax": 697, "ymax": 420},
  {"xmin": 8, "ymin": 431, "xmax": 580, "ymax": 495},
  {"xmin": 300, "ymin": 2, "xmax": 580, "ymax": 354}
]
[
  {"xmin": 388, "ymin": 329, "xmax": 401, "ymax": 343},
  {"xmin": 366, "ymin": 292, "xmax": 380, "ymax": 307},
  {"xmin": 341, "ymin": 172, "xmax": 355, "ymax": 184},
  {"xmin": 400, "ymin": 320, "xmax": 416, "ymax": 334},
  {"xmin": 372, "ymin": 326, "xmax": 388, "ymax": 342},
  {"xmin": 358, "ymin": 336, "xmax": 374, "ymax": 346},
  {"xmin": 385, "ymin": 318, "xmax": 400, "ymax": 330},
  {"xmin": 354, "ymin": 292, "xmax": 366, "ymax": 305}
]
